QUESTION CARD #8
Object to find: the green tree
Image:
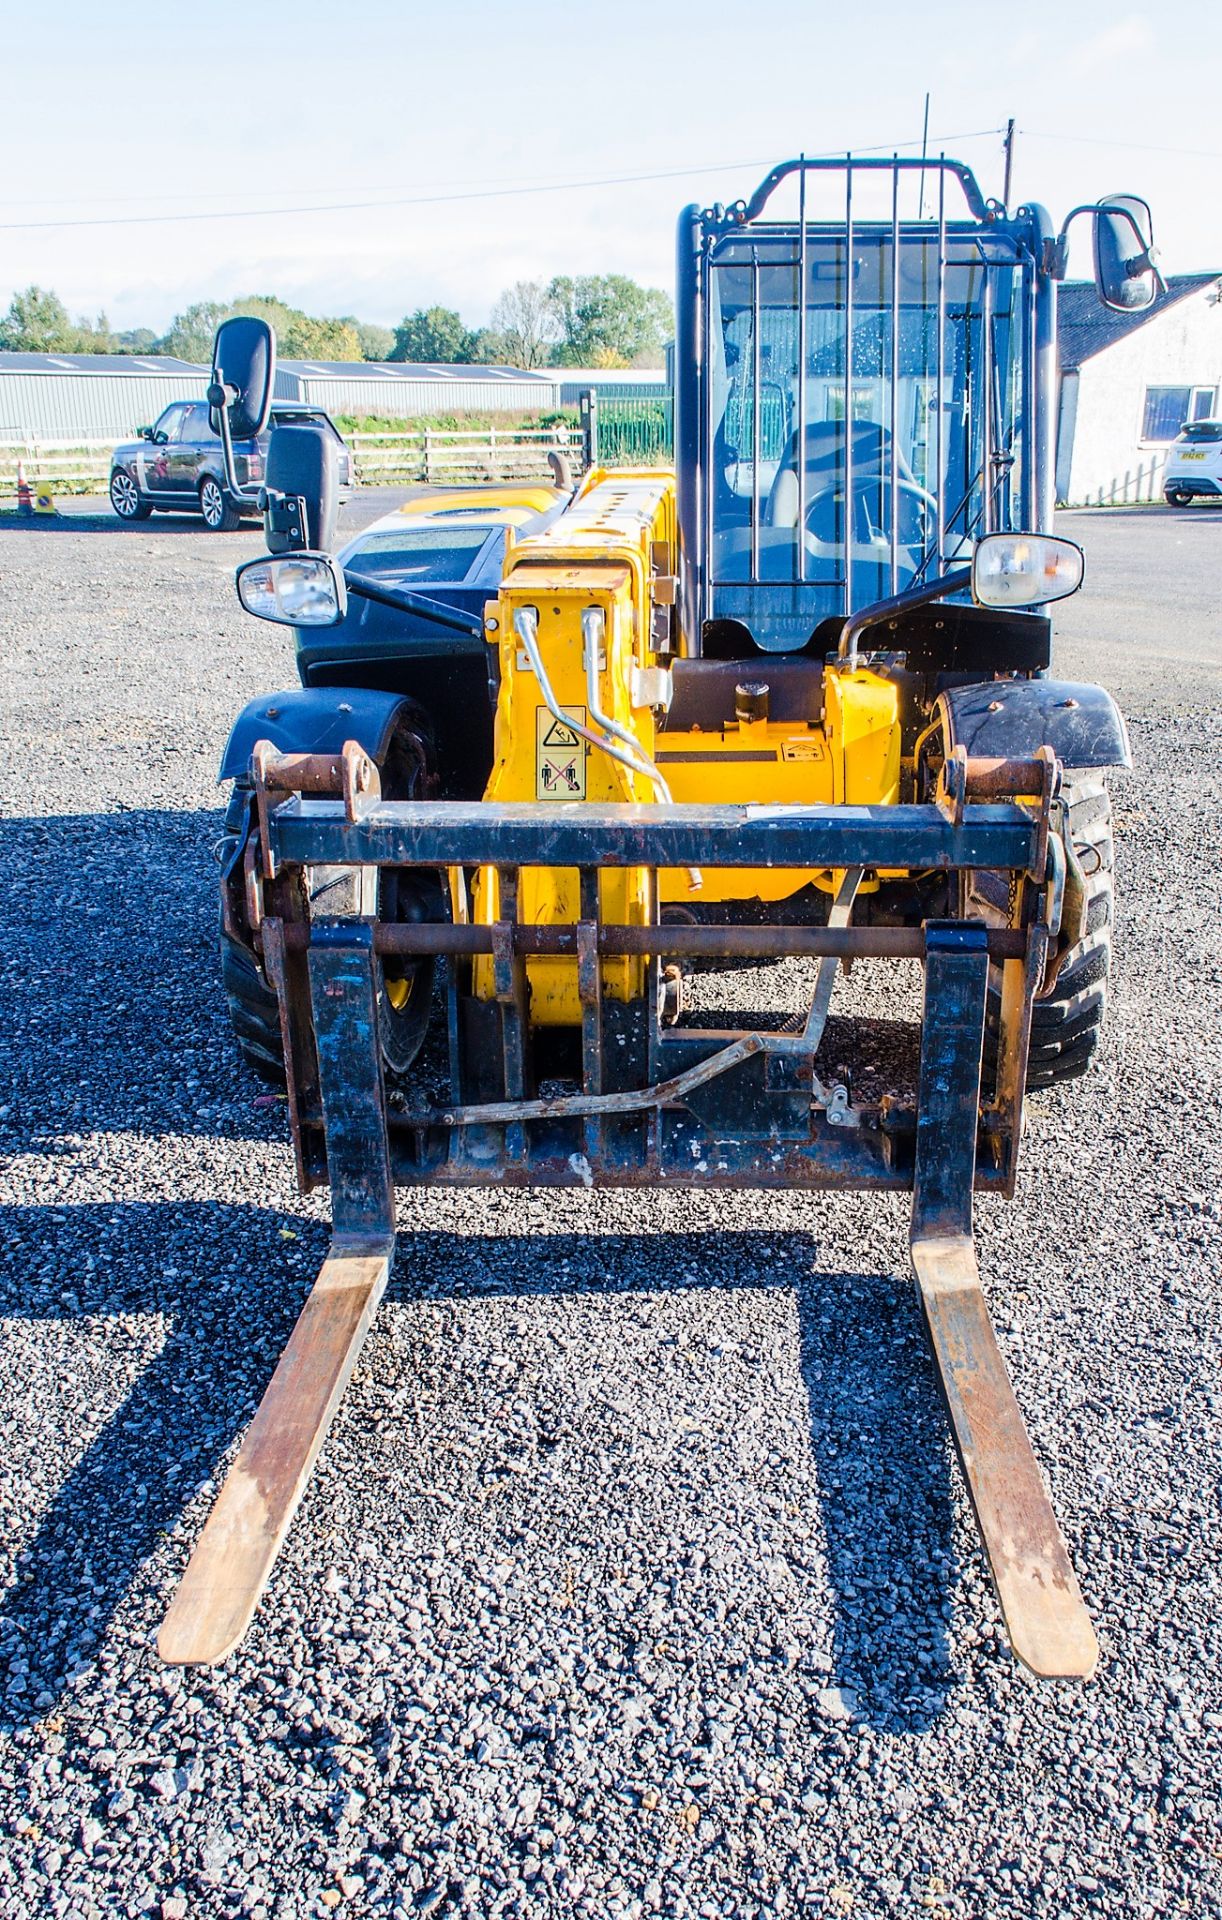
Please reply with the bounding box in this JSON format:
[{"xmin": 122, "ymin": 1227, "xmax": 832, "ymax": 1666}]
[
  {"xmin": 467, "ymin": 326, "xmax": 508, "ymax": 365},
  {"xmin": 160, "ymin": 299, "xmax": 231, "ymax": 363},
  {"xmin": 351, "ymin": 320, "xmax": 394, "ymax": 362},
  {"xmin": 0, "ymin": 284, "xmax": 77, "ymax": 351},
  {"xmin": 390, "ymin": 306, "xmax": 474, "ymax": 364},
  {"xmin": 488, "ymin": 280, "xmax": 559, "ymax": 368},
  {"xmin": 74, "ymin": 310, "xmax": 117, "ymax": 354},
  {"xmin": 161, "ymin": 294, "xmax": 364, "ymax": 364},
  {"xmin": 280, "ymin": 313, "xmax": 362, "ymax": 361},
  {"xmin": 547, "ymin": 274, "xmax": 673, "ymax": 368},
  {"xmin": 118, "ymin": 327, "xmax": 158, "ymax": 354}
]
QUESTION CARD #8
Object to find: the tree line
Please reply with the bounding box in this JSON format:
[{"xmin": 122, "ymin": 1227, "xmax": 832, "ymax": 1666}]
[{"xmin": 0, "ymin": 276, "xmax": 672, "ymax": 370}]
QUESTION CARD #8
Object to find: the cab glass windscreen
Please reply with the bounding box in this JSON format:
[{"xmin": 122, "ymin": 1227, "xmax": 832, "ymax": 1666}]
[{"xmin": 705, "ymin": 229, "xmax": 1029, "ymax": 646}]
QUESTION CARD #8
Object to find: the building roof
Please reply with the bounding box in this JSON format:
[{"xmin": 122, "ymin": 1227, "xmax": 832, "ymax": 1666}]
[
  {"xmin": 0, "ymin": 350, "xmax": 208, "ymax": 376},
  {"xmin": 1058, "ymin": 274, "xmax": 1221, "ymax": 370},
  {"xmin": 277, "ymin": 358, "xmax": 555, "ymax": 384}
]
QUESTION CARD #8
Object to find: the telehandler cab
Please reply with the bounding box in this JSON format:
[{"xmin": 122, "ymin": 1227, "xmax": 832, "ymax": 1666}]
[{"xmin": 159, "ymin": 158, "xmax": 1161, "ymax": 1679}]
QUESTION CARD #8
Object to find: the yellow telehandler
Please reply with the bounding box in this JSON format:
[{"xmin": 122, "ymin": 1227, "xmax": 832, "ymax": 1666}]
[{"xmin": 158, "ymin": 156, "xmax": 1162, "ymax": 1681}]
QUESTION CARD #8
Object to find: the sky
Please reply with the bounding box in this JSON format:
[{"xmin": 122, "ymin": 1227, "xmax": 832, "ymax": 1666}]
[{"xmin": 3, "ymin": 0, "xmax": 1220, "ymax": 336}]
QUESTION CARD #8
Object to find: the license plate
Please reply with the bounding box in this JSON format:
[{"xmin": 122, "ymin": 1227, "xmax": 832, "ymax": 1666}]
[{"xmin": 1181, "ymin": 450, "xmax": 1206, "ymax": 460}]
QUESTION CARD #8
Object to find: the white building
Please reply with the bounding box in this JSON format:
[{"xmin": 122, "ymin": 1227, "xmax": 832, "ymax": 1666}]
[{"xmin": 1055, "ymin": 274, "xmax": 1222, "ymax": 506}]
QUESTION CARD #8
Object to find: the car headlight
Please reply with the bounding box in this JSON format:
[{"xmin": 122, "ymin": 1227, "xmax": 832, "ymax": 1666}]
[
  {"xmin": 235, "ymin": 553, "xmax": 347, "ymax": 626},
  {"xmin": 971, "ymin": 532, "xmax": 1084, "ymax": 608}
]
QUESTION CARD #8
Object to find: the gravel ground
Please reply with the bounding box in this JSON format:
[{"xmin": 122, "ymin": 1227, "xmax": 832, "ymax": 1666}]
[{"xmin": 0, "ymin": 495, "xmax": 1219, "ymax": 1920}]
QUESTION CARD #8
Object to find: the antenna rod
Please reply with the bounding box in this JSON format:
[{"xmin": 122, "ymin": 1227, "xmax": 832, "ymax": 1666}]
[
  {"xmin": 1003, "ymin": 117, "xmax": 1016, "ymax": 209},
  {"xmin": 918, "ymin": 92, "xmax": 931, "ymax": 218}
]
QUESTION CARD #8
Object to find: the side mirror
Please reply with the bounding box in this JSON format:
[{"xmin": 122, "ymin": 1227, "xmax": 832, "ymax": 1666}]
[
  {"xmin": 1093, "ymin": 195, "xmax": 1159, "ymax": 312},
  {"xmin": 264, "ymin": 422, "xmax": 340, "ymax": 556},
  {"xmin": 236, "ymin": 553, "xmax": 347, "ymax": 627},
  {"xmin": 137, "ymin": 425, "xmax": 152, "ymax": 440},
  {"xmin": 208, "ymin": 316, "xmax": 275, "ymax": 441},
  {"xmin": 972, "ymin": 533, "xmax": 1084, "ymax": 608}
]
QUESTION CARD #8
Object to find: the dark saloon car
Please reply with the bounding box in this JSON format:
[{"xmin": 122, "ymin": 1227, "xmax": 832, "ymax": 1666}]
[{"xmin": 108, "ymin": 400, "xmax": 353, "ymax": 530}]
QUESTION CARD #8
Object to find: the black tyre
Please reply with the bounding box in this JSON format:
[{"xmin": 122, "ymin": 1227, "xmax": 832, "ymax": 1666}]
[
  {"xmin": 199, "ymin": 474, "xmax": 242, "ymax": 532},
  {"xmin": 1166, "ymin": 488, "xmax": 1193, "ymax": 507},
  {"xmin": 221, "ymin": 922, "xmax": 286, "ymax": 1084},
  {"xmin": 109, "ymin": 467, "xmax": 152, "ymax": 520},
  {"xmin": 985, "ymin": 776, "xmax": 1114, "ymax": 1090}
]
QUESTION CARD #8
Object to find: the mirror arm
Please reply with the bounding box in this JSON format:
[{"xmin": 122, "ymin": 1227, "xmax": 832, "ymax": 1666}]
[
  {"xmin": 207, "ymin": 376, "xmax": 263, "ymax": 503},
  {"xmin": 1048, "ymin": 203, "xmax": 1165, "ymax": 293},
  {"xmin": 837, "ymin": 565, "xmax": 972, "ymax": 667},
  {"xmin": 343, "ymin": 570, "xmax": 485, "ymax": 640}
]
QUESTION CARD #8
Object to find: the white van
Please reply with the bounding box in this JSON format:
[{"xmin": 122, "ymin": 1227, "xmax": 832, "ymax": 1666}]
[{"xmin": 1163, "ymin": 419, "xmax": 1222, "ymax": 505}]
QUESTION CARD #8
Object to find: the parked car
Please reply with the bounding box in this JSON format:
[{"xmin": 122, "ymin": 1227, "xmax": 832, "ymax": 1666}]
[
  {"xmin": 108, "ymin": 400, "xmax": 353, "ymax": 530},
  {"xmin": 1163, "ymin": 418, "xmax": 1222, "ymax": 505}
]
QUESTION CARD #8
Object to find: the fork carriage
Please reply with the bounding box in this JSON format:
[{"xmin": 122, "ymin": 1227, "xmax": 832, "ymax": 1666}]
[{"xmin": 160, "ymin": 745, "xmax": 1098, "ymax": 1682}]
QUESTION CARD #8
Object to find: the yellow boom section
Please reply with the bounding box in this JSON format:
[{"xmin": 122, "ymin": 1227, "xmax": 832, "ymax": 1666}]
[{"xmin": 474, "ymin": 468, "xmax": 901, "ymax": 1025}]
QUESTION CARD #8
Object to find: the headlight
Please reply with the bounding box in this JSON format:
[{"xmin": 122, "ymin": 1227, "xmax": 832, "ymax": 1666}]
[
  {"xmin": 235, "ymin": 553, "xmax": 347, "ymax": 626},
  {"xmin": 971, "ymin": 533, "xmax": 1084, "ymax": 608}
]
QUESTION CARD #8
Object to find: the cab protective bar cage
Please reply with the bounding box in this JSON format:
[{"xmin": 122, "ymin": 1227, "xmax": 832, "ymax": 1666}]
[
  {"xmin": 690, "ymin": 151, "xmax": 1039, "ymax": 636},
  {"xmin": 728, "ymin": 154, "xmax": 993, "ymax": 227}
]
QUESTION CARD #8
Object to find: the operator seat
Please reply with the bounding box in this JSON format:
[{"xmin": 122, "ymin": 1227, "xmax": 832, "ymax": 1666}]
[{"xmin": 766, "ymin": 420, "xmax": 916, "ymax": 526}]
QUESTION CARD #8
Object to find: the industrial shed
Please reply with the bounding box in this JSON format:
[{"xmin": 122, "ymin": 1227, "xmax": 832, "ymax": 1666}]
[
  {"xmin": 0, "ymin": 351, "xmax": 210, "ymax": 441},
  {"xmin": 272, "ymin": 360, "xmax": 667, "ymax": 417},
  {"xmin": 0, "ymin": 351, "xmax": 671, "ymax": 444},
  {"xmin": 272, "ymin": 359, "xmax": 558, "ymax": 416},
  {"xmin": 1056, "ymin": 274, "xmax": 1222, "ymax": 505}
]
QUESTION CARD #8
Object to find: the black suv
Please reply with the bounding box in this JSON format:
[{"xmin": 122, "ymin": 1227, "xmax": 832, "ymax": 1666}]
[{"xmin": 109, "ymin": 400, "xmax": 353, "ymax": 530}]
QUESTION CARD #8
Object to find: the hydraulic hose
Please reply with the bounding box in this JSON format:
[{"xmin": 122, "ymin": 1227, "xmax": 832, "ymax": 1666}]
[
  {"xmin": 582, "ymin": 607, "xmax": 701, "ymax": 893},
  {"xmin": 513, "ymin": 607, "xmax": 700, "ymax": 890}
]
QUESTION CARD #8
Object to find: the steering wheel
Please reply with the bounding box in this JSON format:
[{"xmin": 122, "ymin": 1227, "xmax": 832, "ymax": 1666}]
[{"xmin": 804, "ymin": 478, "xmax": 936, "ymax": 552}]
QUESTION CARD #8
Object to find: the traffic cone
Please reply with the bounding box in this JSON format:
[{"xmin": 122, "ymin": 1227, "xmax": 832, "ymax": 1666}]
[{"xmin": 16, "ymin": 461, "xmax": 33, "ymax": 516}]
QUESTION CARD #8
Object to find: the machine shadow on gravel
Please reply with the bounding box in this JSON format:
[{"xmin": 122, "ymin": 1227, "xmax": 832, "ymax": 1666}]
[
  {"xmin": 0, "ymin": 514, "xmax": 238, "ymax": 537},
  {"xmin": 0, "ymin": 812, "xmax": 283, "ymax": 1147},
  {"xmin": 0, "ymin": 1200, "xmax": 315, "ymax": 1733},
  {"xmin": 0, "ymin": 1202, "xmax": 957, "ymax": 1733}
]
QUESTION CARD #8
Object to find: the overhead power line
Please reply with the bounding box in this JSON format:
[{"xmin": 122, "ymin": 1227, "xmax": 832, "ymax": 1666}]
[
  {"xmin": 0, "ymin": 131, "xmax": 1005, "ymax": 234},
  {"xmin": 1020, "ymin": 128, "xmax": 1222, "ymax": 163}
]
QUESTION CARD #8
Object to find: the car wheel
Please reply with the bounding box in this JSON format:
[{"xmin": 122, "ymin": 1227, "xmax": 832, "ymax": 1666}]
[
  {"xmin": 1166, "ymin": 488, "xmax": 1193, "ymax": 507},
  {"xmin": 199, "ymin": 475, "xmax": 242, "ymax": 531},
  {"xmin": 109, "ymin": 468, "xmax": 151, "ymax": 520}
]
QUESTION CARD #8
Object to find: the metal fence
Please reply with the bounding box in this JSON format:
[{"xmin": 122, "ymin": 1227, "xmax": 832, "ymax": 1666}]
[
  {"xmin": 0, "ymin": 439, "xmax": 113, "ymax": 495},
  {"xmin": 353, "ymin": 426, "xmax": 585, "ymax": 485},
  {"xmin": 586, "ymin": 393, "xmax": 674, "ymax": 467},
  {"xmin": 0, "ymin": 426, "xmax": 588, "ymax": 499},
  {"xmin": 0, "ymin": 429, "xmax": 1179, "ymax": 511}
]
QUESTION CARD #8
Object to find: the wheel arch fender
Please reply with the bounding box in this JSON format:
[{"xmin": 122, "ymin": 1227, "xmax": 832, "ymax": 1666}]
[
  {"xmin": 935, "ymin": 678, "xmax": 1131, "ymax": 771},
  {"xmin": 218, "ymin": 686, "xmax": 426, "ymax": 784}
]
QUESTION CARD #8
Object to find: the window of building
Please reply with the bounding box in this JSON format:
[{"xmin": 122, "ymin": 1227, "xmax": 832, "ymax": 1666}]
[{"xmin": 1142, "ymin": 384, "xmax": 1218, "ymax": 441}]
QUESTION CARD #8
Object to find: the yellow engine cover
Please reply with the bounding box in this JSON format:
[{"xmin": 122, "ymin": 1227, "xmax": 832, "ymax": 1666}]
[
  {"xmin": 654, "ymin": 664, "xmax": 900, "ymax": 903},
  {"xmin": 470, "ymin": 468, "xmax": 902, "ymax": 1026}
]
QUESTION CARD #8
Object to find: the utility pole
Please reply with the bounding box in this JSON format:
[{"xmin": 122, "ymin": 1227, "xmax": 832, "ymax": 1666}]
[{"xmin": 1003, "ymin": 118, "xmax": 1016, "ymax": 209}]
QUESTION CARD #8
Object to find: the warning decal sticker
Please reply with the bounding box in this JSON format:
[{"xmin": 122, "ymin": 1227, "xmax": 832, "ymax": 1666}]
[{"xmin": 536, "ymin": 705, "xmax": 587, "ymax": 800}]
